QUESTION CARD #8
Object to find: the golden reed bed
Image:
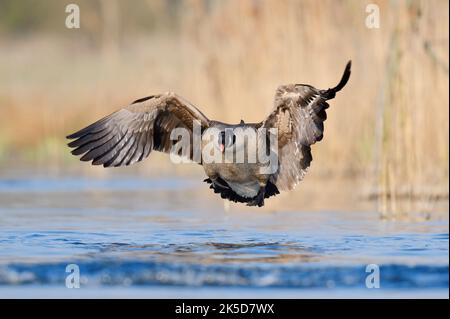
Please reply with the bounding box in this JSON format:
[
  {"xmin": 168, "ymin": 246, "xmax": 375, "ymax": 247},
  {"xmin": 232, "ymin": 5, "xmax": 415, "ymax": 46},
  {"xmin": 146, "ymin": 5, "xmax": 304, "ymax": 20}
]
[{"xmin": 0, "ymin": 0, "xmax": 448, "ymax": 217}]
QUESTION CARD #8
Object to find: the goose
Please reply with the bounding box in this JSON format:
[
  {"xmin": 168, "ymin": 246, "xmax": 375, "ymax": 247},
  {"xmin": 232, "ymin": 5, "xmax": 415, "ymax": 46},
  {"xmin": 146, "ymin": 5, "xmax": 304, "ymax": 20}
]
[{"xmin": 67, "ymin": 61, "xmax": 351, "ymax": 207}]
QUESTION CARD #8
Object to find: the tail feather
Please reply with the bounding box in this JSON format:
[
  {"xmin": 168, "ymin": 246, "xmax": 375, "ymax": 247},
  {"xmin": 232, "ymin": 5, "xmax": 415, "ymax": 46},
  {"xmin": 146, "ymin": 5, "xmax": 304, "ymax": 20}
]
[{"xmin": 320, "ymin": 60, "xmax": 351, "ymax": 100}]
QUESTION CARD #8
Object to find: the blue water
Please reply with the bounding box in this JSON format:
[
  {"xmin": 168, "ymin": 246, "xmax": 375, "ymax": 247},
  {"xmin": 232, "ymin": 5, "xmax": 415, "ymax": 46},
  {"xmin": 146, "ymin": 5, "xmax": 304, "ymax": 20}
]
[{"xmin": 0, "ymin": 172, "xmax": 448, "ymax": 298}]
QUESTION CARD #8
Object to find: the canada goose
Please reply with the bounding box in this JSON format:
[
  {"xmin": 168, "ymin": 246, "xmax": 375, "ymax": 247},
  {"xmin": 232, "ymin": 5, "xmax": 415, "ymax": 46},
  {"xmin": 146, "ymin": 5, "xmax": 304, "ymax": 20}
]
[{"xmin": 67, "ymin": 61, "xmax": 351, "ymax": 207}]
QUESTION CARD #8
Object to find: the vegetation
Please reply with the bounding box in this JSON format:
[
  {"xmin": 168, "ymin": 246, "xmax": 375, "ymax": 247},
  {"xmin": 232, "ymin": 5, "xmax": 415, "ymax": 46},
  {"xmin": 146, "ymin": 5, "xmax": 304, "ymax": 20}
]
[{"xmin": 0, "ymin": 0, "xmax": 448, "ymax": 217}]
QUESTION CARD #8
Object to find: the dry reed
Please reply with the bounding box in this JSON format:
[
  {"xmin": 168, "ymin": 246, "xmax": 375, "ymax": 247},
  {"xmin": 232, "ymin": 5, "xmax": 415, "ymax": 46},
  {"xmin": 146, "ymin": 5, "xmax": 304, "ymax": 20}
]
[{"xmin": 0, "ymin": 0, "xmax": 448, "ymax": 216}]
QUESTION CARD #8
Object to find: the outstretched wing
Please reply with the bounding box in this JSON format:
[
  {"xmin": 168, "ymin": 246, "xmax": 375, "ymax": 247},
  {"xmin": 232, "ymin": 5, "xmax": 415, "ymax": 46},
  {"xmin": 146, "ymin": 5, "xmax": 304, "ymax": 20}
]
[
  {"xmin": 263, "ymin": 61, "xmax": 351, "ymax": 190},
  {"xmin": 67, "ymin": 92, "xmax": 210, "ymax": 167}
]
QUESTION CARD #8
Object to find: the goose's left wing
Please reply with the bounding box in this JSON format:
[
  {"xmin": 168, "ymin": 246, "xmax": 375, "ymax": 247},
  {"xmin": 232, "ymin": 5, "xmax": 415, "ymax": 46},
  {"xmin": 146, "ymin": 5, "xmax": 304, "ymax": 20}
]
[{"xmin": 262, "ymin": 61, "xmax": 351, "ymax": 190}]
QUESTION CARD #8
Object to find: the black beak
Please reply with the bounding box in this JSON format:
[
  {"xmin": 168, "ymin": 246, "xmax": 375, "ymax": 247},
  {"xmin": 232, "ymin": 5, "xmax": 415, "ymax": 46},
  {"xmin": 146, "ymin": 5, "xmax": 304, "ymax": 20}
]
[
  {"xmin": 219, "ymin": 131, "xmax": 226, "ymax": 153},
  {"xmin": 219, "ymin": 131, "xmax": 226, "ymax": 144}
]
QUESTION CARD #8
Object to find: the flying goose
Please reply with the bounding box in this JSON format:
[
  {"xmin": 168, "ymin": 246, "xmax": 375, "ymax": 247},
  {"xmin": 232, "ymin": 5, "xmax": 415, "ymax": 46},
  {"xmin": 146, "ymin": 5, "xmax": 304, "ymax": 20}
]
[{"xmin": 67, "ymin": 61, "xmax": 351, "ymax": 207}]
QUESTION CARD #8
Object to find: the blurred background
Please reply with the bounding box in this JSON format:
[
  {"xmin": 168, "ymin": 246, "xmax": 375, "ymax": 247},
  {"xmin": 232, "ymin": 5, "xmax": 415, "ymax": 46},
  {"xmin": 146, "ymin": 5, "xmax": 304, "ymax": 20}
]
[{"xmin": 0, "ymin": 0, "xmax": 448, "ymax": 218}]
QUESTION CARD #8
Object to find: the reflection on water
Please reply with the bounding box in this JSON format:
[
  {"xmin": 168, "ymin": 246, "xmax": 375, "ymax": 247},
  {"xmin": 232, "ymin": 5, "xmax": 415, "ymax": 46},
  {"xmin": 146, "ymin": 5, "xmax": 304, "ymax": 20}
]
[{"xmin": 0, "ymin": 173, "xmax": 448, "ymax": 297}]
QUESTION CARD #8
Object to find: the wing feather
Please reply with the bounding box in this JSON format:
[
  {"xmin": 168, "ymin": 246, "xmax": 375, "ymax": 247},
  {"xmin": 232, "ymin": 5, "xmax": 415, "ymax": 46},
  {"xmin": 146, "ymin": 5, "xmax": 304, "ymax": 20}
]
[
  {"xmin": 67, "ymin": 92, "xmax": 210, "ymax": 167},
  {"xmin": 263, "ymin": 61, "xmax": 351, "ymax": 190}
]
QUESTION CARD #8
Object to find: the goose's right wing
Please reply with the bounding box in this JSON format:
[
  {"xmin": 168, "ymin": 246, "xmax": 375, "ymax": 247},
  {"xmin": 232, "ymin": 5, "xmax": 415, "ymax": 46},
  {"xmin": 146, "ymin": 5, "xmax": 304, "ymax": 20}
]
[{"xmin": 67, "ymin": 92, "xmax": 210, "ymax": 167}]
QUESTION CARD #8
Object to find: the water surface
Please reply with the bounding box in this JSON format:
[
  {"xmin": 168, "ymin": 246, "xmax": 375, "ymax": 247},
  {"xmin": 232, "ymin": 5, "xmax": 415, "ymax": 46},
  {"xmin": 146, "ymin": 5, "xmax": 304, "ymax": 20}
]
[{"xmin": 0, "ymin": 173, "xmax": 448, "ymax": 298}]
